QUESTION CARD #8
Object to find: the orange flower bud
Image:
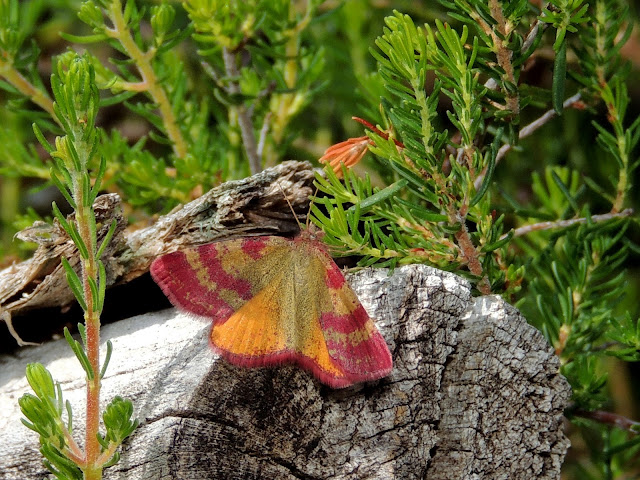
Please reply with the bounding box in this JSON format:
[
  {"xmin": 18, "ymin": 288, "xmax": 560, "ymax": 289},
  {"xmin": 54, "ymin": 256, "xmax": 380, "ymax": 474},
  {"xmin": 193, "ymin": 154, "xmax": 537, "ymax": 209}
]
[{"xmin": 318, "ymin": 135, "xmax": 372, "ymax": 178}]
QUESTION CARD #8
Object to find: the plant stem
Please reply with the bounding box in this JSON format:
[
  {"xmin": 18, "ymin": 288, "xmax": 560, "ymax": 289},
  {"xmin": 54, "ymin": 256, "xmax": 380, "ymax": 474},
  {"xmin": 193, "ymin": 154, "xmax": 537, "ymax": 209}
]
[
  {"xmin": 0, "ymin": 56, "xmax": 55, "ymax": 119},
  {"xmin": 222, "ymin": 47, "xmax": 261, "ymax": 174},
  {"xmin": 488, "ymin": 0, "xmax": 519, "ymax": 115},
  {"xmin": 266, "ymin": 4, "xmax": 309, "ymax": 166},
  {"xmin": 454, "ymin": 220, "xmax": 491, "ymax": 294},
  {"xmin": 105, "ymin": 0, "xmax": 187, "ymax": 159},
  {"xmin": 504, "ymin": 208, "xmax": 633, "ymax": 239},
  {"xmin": 575, "ymin": 409, "xmax": 640, "ymax": 433},
  {"xmin": 604, "ymin": 93, "xmax": 629, "ymax": 214},
  {"xmin": 73, "ymin": 187, "xmax": 102, "ymax": 479},
  {"xmin": 269, "ymin": 33, "xmax": 298, "ymax": 152},
  {"xmin": 67, "ymin": 97, "xmax": 103, "ymax": 475},
  {"xmin": 473, "ymin": 93, "xmax": 583, "ymax": 190}
]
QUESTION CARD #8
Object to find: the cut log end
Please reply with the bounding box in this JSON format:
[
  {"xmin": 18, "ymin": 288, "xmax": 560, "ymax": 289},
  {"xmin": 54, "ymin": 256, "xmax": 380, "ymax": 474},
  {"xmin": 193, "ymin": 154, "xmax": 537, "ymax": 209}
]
[{"xmin": 0, "ymin": 265, "xmax": 570, "ymax": 480}]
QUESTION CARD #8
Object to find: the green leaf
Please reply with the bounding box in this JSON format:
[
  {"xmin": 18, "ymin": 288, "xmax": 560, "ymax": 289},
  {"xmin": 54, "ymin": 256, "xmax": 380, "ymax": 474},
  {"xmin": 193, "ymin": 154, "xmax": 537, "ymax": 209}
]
[
  {"xmin": 96, "ymin": 219, "xmax": 117, "ymax": 260},
  {"xmin": 59, "ymin": 32, "xmax": 109, "ymax": 44},
  {"xmin": 32, "ymin": 123, "xmax": 54, "ymax": 153},
  {"xmin": 61, "ymin": 257, "xmax": 87, "ymax": 311},
  {"xmin": 49, "ymin": 170, "xmax": 76, "ymax": 210},
  {"xmin": 65, "ymin": 400, "xmax": 73, "ymax": 433},
  {"xmin": 87, "ymin": 275, "xmax": 99, "ymax": 311},
  {"xmin": 348, "ymin": 179, "xmax": 408, "ymax": 213},
  {"xmin": 100, "ymin": 339, "xmax": 113, "ymax": 380},
  {"xmin": 78, "ymin": 322, "xmax": 87, "ymax": 347},
  {"xmin": 90, "ymin": 156, "xmax": 107, "ymax": 203},
  {"xmin": 551, "ymin": 170, "xmax": 579, "ymax": 214},
  {"xmin": 552, "ymin": 36, "xmax": 567, "ymax": 114},
  {"xmin": 24, "ymin": 363, "xmax": 56, "ymax": 402},
  {"xmin": 470, "ymin": 138, "xmax": 497, "ymax": 208},
  {"xmin": 99, "ymin": 90, "xmax": 137, "ymax": 107},
  {"xmin": 64, "ymin": 328, "xmax": 94, "ymax": 380},
  {"xmin": 103, "ymin": 396, "xmax": 139, "ymax": 444},
  {"xmin": 481, "ymin": 230, "xmax": 513, "ymax": 253}
]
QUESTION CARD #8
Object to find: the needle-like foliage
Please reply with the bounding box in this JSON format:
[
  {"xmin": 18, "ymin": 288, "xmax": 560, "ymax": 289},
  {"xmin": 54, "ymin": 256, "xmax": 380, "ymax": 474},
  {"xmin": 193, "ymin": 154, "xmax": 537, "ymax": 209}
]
[
  {"xmin": 0, "ymin": 1, "xmax": 638, "ymax": 478},
  {"xmin": 310, "ymin": 4, "xmax": 639, "ymax": 478}
]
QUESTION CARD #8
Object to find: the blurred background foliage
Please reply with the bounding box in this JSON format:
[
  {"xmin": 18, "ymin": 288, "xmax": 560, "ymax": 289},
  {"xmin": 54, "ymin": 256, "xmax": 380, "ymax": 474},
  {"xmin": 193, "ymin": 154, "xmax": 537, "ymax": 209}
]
[{"xmin": 1, "ymin": 1, "xmax": 640, "ymax": 478}]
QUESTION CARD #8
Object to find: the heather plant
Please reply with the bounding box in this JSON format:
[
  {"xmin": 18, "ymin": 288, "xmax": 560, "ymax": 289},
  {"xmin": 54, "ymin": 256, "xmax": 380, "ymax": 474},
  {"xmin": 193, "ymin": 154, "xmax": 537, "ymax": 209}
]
[
  {"xmin": 0, "ymin": 1, "xmax": 638, "ymax": 478},
  {"xmin": 312, "ymin": 3, "xmax": 640, "ymax": 478},
  {"xmin": 16, "ymin": 54, "xmax": 138, "ymax": 480}
]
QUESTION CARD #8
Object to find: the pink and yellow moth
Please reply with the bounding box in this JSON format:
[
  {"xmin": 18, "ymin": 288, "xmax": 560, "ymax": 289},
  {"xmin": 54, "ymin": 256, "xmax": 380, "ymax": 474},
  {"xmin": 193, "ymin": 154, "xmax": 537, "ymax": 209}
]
[{"xmin": 150, "ymin": 231, "xmax": 392, "ymax": 388}]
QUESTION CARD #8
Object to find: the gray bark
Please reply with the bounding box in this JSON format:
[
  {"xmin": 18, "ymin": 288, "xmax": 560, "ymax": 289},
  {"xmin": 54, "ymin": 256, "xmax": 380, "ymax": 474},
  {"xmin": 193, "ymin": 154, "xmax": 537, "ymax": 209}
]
[{"xmin": 0, "ymin": 265, "xmax": 570, "ymax": 479}]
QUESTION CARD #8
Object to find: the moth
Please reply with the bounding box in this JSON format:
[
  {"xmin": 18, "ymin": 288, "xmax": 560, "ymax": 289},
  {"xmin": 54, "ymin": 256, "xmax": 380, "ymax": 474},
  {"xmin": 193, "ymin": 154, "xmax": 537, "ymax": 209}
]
[{"xmin": 151, "ymin": 230, "xmax": 392, "ymax": 388}]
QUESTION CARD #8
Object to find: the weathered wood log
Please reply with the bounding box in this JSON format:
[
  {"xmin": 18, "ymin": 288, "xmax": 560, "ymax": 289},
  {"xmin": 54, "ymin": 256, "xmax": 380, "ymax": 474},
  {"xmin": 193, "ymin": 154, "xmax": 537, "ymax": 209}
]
[
  {"xmin": 0, "ymin": 265, "xmax": 570, "ymax": 479},
  {"xmin": 0, "ymin": 161, "xmax": 314, "ymax": 344}
]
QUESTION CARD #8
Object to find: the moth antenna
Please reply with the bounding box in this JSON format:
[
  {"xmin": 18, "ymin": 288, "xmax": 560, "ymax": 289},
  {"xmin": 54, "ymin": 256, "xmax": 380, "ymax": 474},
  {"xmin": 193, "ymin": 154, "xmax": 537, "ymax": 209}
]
[
  {"xmin": 306, "ymin": 186, "xmax": 319, "ymax": 230},
  {"xmin": 276, "ymin": 181, "xmax": 304, "ymax": 231}
]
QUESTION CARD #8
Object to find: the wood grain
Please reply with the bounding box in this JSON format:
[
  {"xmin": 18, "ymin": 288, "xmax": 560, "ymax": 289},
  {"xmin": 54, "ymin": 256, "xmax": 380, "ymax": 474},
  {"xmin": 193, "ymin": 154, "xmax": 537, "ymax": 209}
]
[{"xmin": 0, "ymin": 265, "xmax": 570, "ymax": 479}]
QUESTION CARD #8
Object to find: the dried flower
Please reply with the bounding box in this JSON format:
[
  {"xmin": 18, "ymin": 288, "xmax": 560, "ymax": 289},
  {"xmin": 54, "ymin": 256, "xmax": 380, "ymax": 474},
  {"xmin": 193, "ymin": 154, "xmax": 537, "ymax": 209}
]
[
  {"xmin": 318, "ymin": 135, "xmax": 372, "ymax": 177},
  {"xmin": 319, "ymin": 117, "xmax": 405, "ymax": 177}
]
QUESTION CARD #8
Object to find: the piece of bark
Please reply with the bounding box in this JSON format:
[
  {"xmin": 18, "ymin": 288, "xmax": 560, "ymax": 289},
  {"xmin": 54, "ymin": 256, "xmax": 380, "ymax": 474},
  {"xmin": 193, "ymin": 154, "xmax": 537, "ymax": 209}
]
[
  {"xmin": 0, "ymin": 265, "xmax": 570, "ymax": 479},
  {"xmin": 0, "ymin": 161, "xmax": 314, "ymax": 343},
  {"xmin": 0, "ymin": 193, "xmax": 126, "ymax": 343}
]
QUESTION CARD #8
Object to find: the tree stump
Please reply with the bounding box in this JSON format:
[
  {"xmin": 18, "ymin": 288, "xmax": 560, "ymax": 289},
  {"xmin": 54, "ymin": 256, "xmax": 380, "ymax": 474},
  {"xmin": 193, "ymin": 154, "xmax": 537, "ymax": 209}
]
[{"xmin": 0, "ymin": 265, "xmax": 570, "ymax": 479}]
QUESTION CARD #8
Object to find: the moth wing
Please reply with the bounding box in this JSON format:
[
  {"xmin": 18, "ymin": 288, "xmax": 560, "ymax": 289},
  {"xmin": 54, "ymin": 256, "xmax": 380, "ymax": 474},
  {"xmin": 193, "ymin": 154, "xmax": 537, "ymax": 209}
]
[
  {"xmin": 212, "ymin": 257, "xmax": 350, "ymax": 386},
  {"xmin": 209, "ymin": 268, "xmax": 289, "ymax": 363},
  {"xmin": 150, "ymin": 236, "xmax": 292, "ymax": 323},
  {"xmin": 312, "ymin": 252, "xmax": 393, "ymax": 383}
]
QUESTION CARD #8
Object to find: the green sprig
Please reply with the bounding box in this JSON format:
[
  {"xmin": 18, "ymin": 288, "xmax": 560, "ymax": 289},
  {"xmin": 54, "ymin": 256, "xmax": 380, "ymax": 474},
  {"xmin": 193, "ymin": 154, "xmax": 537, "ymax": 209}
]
[{"xmin": 19, "ymin": 53, "xmax": 137, "ymax": 480}]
